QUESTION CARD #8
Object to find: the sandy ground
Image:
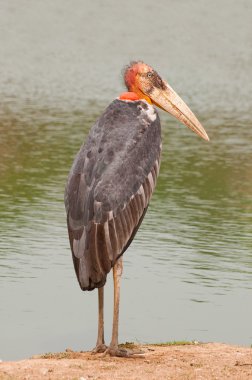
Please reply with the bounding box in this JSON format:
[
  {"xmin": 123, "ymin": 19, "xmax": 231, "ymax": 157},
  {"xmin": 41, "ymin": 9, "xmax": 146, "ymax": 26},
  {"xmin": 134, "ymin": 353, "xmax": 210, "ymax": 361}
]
[{"xmin": 0, "ymin": 343, "xmax": 252, "ymax": 380}]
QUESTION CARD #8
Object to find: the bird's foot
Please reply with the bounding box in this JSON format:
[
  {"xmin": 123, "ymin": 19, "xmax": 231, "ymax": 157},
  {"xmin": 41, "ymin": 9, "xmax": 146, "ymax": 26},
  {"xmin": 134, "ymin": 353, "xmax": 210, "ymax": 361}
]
[
  {"xmin": 103, "ymin": 346, "xmax": 145, "ymax": 358},
  {"xmin": 92, "ymin": 343, "xmax": 107, "ymax": 354}
]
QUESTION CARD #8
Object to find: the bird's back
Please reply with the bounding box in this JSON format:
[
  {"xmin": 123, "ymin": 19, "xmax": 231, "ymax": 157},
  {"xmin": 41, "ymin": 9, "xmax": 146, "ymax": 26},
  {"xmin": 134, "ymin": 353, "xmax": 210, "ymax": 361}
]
[{"xmin": 65, "ymin": 99, "xmax": 162, "ymax": 290}]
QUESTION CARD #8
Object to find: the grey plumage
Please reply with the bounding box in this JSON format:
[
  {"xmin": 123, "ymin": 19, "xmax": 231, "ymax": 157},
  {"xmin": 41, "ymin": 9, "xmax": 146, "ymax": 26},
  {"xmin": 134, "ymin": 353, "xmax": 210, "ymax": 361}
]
[{"xmin": 65, "ymin": 99, "xmax": 161, "ymax": 291}]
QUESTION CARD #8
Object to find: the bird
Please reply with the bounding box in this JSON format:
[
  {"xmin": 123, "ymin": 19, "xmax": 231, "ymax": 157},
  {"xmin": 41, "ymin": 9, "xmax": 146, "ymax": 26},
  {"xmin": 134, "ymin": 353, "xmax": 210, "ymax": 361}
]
[{"xmin": 64, "ymin": 61, "xmax": 209, "ymax": 357}]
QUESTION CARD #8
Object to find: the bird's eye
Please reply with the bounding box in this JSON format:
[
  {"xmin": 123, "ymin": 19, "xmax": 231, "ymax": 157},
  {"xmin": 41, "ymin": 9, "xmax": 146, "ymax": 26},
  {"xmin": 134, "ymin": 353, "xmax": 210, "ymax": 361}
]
[{"xmin": 147, "ymin": 72, "xmax": 153, "ymax": 78}]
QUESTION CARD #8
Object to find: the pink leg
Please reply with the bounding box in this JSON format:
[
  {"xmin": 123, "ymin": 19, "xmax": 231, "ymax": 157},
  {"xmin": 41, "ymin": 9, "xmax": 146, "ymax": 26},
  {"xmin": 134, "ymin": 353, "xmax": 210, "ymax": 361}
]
[
  {"xmin": 92, "ymin": 286, "xmax": 107, "ymax": 353},
  {"xmin": 104, "ymin": 257, "xmax": 144, "ymax": 357}
]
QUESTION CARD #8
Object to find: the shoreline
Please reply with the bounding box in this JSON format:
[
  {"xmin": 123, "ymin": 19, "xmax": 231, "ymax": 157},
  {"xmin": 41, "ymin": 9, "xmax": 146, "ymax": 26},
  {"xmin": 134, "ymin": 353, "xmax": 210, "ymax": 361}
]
[{"xmin": 1, "ymin": 342, "xmax": 252, "ymax": 379}]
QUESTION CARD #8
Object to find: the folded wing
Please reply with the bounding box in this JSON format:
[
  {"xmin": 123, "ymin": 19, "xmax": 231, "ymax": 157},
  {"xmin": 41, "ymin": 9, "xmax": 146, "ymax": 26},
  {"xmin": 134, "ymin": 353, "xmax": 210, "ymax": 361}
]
[{"xmin": 65, "ymin": 99, "xmax": 161, "ymax": 290}]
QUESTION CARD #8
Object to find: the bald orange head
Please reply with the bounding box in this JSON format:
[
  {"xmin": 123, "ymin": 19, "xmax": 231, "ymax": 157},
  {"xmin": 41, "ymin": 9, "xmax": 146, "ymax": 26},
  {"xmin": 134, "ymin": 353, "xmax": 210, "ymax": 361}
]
[
  {"xmin": 122, "ymin": 61, "xmax": 209, "ymax": 141},
  {"xmin": 123, "ymin": 61, "xmax": 161, "ymax": 104}
]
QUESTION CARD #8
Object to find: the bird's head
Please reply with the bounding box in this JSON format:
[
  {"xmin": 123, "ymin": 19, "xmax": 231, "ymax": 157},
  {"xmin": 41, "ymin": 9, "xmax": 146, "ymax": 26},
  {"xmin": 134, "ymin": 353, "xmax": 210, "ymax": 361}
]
[{"xmin": 122, "ymin": 61, "xmax": 209, "ymax": 141}]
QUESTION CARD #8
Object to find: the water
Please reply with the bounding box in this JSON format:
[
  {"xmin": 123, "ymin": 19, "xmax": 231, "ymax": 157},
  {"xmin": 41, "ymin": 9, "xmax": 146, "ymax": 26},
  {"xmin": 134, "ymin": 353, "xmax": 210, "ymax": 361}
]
[{"xmin": 0, "ymin": 0, "xmax": 252, "ymax": 360}]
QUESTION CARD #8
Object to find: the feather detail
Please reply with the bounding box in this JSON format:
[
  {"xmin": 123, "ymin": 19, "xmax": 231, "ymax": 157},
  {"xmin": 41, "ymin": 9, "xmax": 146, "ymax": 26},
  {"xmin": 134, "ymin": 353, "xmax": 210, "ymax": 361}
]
[{"xmin": 65, "ymin": 99, "xmax": 162, "ymax": 291}]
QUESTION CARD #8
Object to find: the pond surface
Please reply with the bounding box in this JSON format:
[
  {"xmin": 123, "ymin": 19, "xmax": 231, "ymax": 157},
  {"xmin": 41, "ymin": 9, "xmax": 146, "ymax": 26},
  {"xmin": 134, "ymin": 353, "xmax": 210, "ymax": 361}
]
[{"xmin": 0, "ymin": 0, "xmax": 252, "ymax": 360}]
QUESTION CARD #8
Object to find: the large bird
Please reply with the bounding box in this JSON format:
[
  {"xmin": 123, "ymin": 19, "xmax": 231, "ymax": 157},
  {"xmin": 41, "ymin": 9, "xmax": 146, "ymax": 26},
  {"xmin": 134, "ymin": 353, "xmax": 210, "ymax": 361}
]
[{"xmin": 65, "ymin": 61, "xmax": 209, "ymax": 357}]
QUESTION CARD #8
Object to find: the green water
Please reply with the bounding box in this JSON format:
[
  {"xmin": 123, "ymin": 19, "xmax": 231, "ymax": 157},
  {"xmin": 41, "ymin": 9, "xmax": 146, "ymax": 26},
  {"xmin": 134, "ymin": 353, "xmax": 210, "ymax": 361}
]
[{"xmin": 0, "ymin": 0, "xmax": 252, "ymax": 360}]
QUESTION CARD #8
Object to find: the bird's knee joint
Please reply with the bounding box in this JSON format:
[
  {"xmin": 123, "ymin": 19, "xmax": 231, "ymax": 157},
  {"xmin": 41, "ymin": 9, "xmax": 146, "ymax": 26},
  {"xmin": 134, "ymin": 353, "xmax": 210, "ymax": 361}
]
[{"xmin": 114, "ymin": 259, "xmax": 123, "ymax": 276}]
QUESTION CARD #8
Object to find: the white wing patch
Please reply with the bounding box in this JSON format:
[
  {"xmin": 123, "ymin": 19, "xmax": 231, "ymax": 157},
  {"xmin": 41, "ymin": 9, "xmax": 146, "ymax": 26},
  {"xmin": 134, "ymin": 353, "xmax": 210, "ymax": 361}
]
[
  {"xmin": 147, "ymin": 171, "xmax": 155, "ymax": 191},
  {"xmin": 104, "ymin": 221, "xmax": 113, "ymax": 260},
  {"xmin": 145, "ymin": 103, "xmax": 157, "ymax": 122},
  {"xmin": 108, "ymin": 210, "xmax": 114, "ymax": 220},
  {"xmin": 73, "ymin": 228, "xmax": 86, "ymax": 258},
  {"xmin": 137, "ymin": 184, "xmax": 146, "ymax": 207},
  {"xmin": 136, "ymin": 100, "xmax": 157, "ymax": 122}
]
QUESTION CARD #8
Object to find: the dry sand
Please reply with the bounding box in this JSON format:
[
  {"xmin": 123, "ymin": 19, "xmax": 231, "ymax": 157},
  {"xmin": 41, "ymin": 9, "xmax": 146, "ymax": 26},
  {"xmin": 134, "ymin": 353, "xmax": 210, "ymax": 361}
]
[{"xmin": 1, "ymin": 342, "xmax": 252, "ymax": 380}]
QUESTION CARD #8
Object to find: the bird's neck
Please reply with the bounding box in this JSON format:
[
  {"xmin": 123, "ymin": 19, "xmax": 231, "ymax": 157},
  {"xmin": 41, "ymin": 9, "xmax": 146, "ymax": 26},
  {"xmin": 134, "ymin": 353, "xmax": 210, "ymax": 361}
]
[
  {"xmin": 119, "ymin": 92, "xmax": 140, "ymax": 101},
  {"xmin": 119, "ymin": 89, "xmax": 152, "ymax": 104}
]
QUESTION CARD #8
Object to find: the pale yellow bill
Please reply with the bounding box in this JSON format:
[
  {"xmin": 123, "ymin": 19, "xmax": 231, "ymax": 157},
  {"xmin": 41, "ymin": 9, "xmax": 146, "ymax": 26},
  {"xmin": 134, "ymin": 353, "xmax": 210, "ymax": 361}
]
[{"xmin": 151, "ymin": 81, "xmax": 209, "ymax": 141}]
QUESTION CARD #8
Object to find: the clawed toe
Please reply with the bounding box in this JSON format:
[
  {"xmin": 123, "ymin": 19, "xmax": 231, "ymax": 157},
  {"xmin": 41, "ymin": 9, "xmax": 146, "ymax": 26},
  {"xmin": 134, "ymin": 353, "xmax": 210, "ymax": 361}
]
[
  {"xmin": 103, "ymin": 346, "xmax": 145, "ymax": 358},
  {"xmin": 92, "ymin": 343, "xmax": 108, "ymax": 354}
]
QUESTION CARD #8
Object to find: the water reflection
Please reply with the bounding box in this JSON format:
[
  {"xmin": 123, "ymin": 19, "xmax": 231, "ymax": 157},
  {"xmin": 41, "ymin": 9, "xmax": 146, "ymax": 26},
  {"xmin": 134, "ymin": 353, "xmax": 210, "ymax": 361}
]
[{"xmin": 1, "ymin": 99, "xmax": 251, "ymax": 359}]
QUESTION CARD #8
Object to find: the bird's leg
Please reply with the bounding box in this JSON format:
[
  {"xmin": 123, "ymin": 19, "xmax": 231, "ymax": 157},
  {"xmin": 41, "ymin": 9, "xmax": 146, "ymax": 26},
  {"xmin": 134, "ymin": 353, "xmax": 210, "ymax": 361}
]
[
  {"xmin": 92, "ymin": 286, "xmax": 107, "ymax": 353},
  {"xmin": 104, "ymin": 257, "xmax": 144, "ymax": 358},
  {"xmin": 110, "ymin": 257, "xmax": 123, "ymax": 350}
]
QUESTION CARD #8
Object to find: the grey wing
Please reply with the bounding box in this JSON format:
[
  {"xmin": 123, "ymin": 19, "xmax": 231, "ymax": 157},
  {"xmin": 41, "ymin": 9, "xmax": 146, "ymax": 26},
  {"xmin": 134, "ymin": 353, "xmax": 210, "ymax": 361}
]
[{"xmin": 65, "ymin": 100, "xmax": 161, "ymax": 291}]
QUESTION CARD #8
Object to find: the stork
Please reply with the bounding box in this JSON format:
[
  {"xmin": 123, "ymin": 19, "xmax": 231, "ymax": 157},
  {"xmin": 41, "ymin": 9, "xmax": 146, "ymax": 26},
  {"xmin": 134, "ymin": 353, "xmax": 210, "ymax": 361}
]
[{"xmin": 64, "ymin": 61, "xmax": 209, "ymax": 357}]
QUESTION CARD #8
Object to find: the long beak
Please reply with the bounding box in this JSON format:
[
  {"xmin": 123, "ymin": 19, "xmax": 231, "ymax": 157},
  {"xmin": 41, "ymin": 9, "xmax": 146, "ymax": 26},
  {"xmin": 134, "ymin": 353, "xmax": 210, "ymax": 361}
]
[{"xmin": 150, "ymin": 81, "xmax": 209, "ymax": 141}]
